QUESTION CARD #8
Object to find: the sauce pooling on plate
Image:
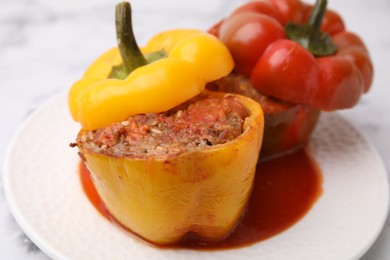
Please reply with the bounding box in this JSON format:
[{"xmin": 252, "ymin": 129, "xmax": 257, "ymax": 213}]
[{"xmin": 80, "ymin": 148, "xmax": 322, "ymax": 249}]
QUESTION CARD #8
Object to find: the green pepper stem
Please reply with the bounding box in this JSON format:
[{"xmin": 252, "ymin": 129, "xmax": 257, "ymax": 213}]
[
  {"xmin": 115, "ymin": 2, "xmax": 147, "ymax": 75},
  {"xmin": 284, "ymin": 0, "xmax": 336, "ymax": 56},
  {"xmin": 307, "ymin": 0, "xmax": 327, "ymax": 42}
]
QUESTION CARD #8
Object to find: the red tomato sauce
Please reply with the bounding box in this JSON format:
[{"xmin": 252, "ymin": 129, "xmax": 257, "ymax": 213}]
[{"xmin": 79, "ymin": 148, "xmax": 322, "ymax": 249}]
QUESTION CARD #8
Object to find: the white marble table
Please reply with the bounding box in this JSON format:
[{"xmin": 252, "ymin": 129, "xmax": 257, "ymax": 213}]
[{"xmin": 0, "ymin": 0, "xmax": 389, "ymax": 259}]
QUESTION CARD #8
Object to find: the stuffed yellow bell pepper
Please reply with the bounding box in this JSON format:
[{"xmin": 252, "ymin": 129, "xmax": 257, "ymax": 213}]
[
  {"xmin": 70, "ymin": 2, "xmax": 264, "ymax": 245},
  {"xmin": 78, "ymin": 91, "xmax": 264, "ymax": 245}
]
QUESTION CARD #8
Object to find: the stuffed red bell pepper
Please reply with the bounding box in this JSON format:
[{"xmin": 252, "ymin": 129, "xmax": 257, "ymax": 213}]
[{"xmin": 210, "ymin": 0, "xmax": 373, "ymax": 111}]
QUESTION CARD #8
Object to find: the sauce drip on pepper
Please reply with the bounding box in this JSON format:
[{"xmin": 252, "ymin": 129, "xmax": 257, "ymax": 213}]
[{"xmin": 79, "ymin": 148, "xmax": 322, "ymax": 249}]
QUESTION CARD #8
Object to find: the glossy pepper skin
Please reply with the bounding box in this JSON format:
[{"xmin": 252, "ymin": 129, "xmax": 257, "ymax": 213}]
[
  {"xmin": 78, "ymin": 91, "xmax": 264, "ymax": 245},
  {"xmin": 68, "ymin": 29, "xmax": 233, "ymax": 130},
  {"xmin": 210, "ymin": 0, "xmax": 373, "ymax": 111},
  {"xmin": 207, "ymin": 74, "xmax": 320, "ymax": 159}
]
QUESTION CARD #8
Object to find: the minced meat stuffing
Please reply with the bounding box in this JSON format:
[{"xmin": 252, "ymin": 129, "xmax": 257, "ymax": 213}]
[
  {"xmin": 207, "ymin": 74, "xmax": 293, "ymax": 114},
  {"xmin": 76, "ymin": 93, "xmax": 249, "ymax": 159}
]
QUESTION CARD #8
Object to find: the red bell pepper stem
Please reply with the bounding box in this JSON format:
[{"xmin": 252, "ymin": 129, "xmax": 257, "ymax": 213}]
[
  {"xmin": 285, "ymin": 0, "xmax": 336, "ymax": 56},
  {"xmin": 308, "ymin": 0, "xmax": 327, "ymax": 42}
]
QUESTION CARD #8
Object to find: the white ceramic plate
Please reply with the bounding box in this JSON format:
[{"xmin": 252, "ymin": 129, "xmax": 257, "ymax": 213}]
[{"xmin": 4, "ymin": 94, "xmax": 389, "ymax": 260}]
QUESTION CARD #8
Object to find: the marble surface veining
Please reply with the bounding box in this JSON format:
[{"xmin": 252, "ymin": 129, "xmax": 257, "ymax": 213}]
[{"xmin": 0, "ymin": 0, "xmax": 389, "ymax": 259}]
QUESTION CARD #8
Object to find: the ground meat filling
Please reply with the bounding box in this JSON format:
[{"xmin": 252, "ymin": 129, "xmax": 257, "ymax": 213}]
[
  {"xmin": 77, "ymin": 94, "xmax": 249, "ymax": 158},
  {"xmin": 207, "ymin": 74, "xmax": 293, "ymax": 114}
]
